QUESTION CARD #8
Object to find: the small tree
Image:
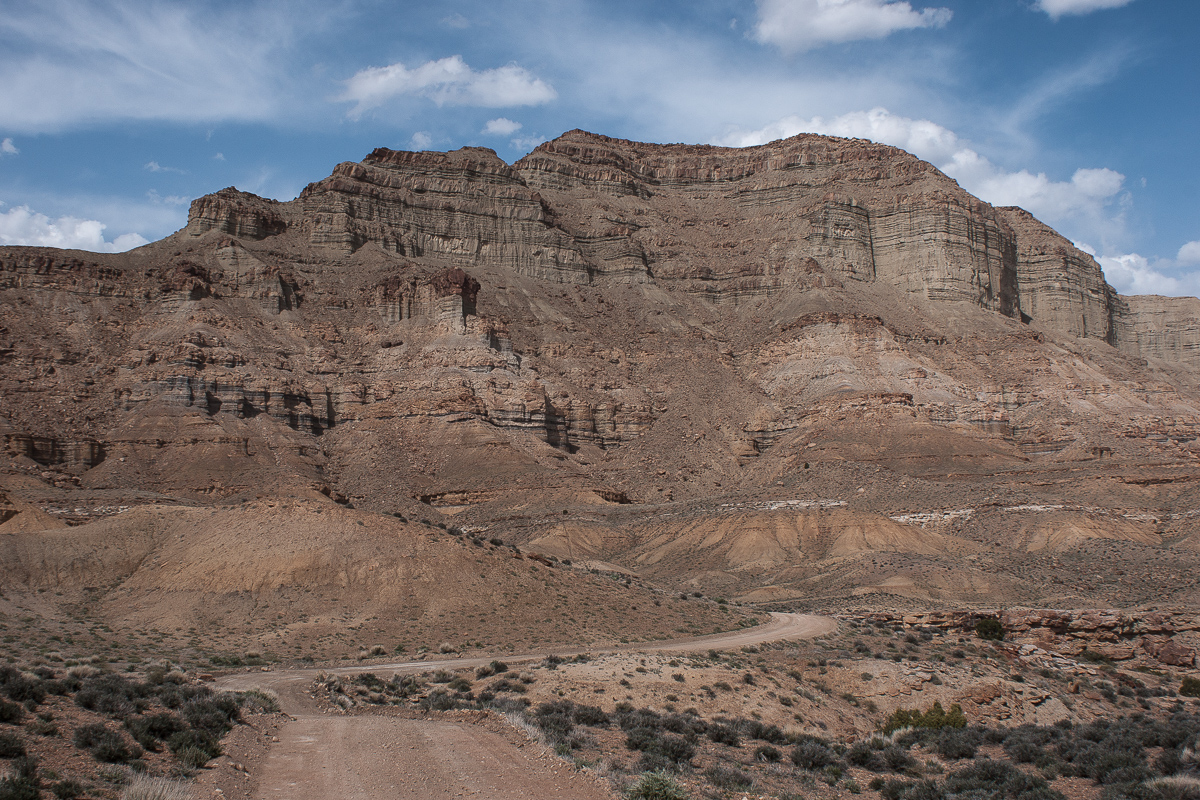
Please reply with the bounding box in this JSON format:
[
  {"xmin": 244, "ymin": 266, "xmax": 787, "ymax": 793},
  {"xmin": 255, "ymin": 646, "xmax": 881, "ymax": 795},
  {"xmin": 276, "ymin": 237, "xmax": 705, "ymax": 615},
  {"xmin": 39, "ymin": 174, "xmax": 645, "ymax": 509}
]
[{"xmin": 1180, "ymin": 676, "xmax": 1200, "ymax": 697}]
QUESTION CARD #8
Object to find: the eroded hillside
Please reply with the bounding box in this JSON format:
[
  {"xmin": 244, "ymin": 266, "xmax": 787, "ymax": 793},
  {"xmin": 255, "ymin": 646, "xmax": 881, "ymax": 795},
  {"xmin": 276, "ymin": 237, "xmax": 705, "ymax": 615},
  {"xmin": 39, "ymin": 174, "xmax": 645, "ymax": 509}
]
[{"xmin": 2, "ymin": 130, "xmax": 1198, "ymax": 632}]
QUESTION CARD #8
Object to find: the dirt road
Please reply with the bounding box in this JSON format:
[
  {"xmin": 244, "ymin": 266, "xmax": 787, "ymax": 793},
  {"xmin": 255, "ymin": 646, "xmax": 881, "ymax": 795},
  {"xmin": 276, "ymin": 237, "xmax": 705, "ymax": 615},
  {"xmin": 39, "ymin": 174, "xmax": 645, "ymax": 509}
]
[{"xmin": 217, "ymin": 612, "xmax": 836, "ymax": 800}]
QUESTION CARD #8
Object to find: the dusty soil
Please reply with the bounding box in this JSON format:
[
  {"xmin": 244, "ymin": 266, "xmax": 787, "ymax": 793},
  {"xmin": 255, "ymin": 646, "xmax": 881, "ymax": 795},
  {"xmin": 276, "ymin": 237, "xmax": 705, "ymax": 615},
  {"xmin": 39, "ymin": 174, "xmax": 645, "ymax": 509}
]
[{"xmin": 206, "ymin": 613, "xmax": 834, "ymax": 799}]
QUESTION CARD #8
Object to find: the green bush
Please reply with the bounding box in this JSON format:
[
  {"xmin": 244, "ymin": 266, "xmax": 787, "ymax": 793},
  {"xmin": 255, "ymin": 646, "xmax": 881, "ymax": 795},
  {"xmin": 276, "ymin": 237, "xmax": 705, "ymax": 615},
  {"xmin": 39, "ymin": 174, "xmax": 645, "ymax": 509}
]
[
  {"xmin": 1180, "ymin": 678, "xmax": 1200, "ymax": 698},
  {"xmin": 975, "ymin": 618, "xmax": 1004, "ymax": 641},
  {"xmin": 882, "ymin": 702, "xmax": 967, "ymax": 734},
  {"xmin": 626, "ymin": 770, "xmax": 689, "ymax": 800}
]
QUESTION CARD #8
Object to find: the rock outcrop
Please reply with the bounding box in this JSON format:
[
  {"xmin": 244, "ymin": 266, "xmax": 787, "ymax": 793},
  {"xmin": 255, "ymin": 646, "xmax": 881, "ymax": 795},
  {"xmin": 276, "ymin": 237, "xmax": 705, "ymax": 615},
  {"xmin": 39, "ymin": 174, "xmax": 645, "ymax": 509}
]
[
  {"xmin": 861, "ymin": 609, "xmax": 1199, "ymax": 668},
  {"xmin": 1116, "ymin": 295, "xmax": 1200, "ymax": 368},
  {"xmin": 187, "ymin": 188, "xmax": 288, "ymax": 240}
]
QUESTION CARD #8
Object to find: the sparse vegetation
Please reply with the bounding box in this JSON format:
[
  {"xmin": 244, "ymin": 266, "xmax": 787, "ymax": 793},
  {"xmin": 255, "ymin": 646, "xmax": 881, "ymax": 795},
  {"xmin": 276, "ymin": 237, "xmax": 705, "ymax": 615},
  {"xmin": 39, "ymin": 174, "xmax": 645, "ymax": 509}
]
[
  {"xmin": 626, "ymin": 770, "xmax": 689, "ymax": 800},
  {"xmin": 974, "ymin": 618, "xmax": 1004, "ymax": 641}
]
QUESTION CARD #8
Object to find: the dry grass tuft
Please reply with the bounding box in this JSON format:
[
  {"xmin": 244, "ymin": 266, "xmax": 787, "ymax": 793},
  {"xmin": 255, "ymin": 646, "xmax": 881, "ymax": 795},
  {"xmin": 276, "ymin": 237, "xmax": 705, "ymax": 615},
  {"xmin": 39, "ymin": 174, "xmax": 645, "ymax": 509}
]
[{"xmin": 120, "ymin": 774, "xmax": 195, "ymax": 800}]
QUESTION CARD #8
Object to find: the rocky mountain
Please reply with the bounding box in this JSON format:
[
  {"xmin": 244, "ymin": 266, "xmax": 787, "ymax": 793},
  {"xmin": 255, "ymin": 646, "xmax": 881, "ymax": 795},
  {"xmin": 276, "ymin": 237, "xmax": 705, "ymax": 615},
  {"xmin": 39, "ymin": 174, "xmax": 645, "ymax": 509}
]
[{"xmin": 2, "ymin": 129, "xmax": 1198, "ymax": 621}]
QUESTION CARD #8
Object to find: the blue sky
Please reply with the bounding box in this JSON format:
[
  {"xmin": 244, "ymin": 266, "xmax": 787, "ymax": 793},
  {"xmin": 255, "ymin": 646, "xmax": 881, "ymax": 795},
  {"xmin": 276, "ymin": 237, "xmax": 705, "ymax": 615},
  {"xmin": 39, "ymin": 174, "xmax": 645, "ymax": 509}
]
[{"xmin": 1, "ymin": 0, "xmax": 1197, "ymax": 296}]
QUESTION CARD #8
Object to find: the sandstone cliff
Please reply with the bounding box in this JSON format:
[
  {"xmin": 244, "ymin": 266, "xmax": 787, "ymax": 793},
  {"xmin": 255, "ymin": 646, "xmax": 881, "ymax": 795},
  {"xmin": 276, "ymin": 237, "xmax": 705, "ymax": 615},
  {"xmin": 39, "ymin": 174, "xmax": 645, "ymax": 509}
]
[{"xmin": 3, "ymin": 129, "xmax": 1199, "ymax": 610}]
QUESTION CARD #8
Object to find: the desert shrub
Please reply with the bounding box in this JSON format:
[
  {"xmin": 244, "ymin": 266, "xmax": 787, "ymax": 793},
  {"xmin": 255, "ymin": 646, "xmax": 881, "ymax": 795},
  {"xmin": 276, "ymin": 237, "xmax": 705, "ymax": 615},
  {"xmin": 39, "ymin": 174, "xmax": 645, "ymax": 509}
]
[
  {"xmin": 707, "ymin": 724, "xmax": 740, "ymax": 747},
  {"xmin": 1004, "ymin": 726, "xmax": 1061, "ymax": 764},
  {"xmin": 119, "ymin": 773, "xmax": 195, "ymax": 800},
  {"xmin": 945, "ymin": 759, "xmax": 1062, "ymax": 800},
  {"xmin": 1180, "ymin": 678, "xmax": 1200, "ymax": 699},
  {"xmin": 935, "ymin": 727, "xmax": 979, "ymax": 760},
  {"xmin": 50, "ymin": 778, "xmax": 88, "ymax": 799},
  {"xmin": 1057, "ymin": 722, "xmax": 1149, "ymax": 784},
  {"xmin": 848, "ymin": 741, "xmax": 887, "ymax": 771},
  {"xmin": 0, "ymin": 669, "xmax": 45, "ymax": 706},
  {"xmin": 167, "ymin": 728, "xmax": 221, "ymax": 760},
  {"xmin": 738, "ymin": 719, "xmax": 786, "ymax": 744},
  {"xmin": 175, "ymin": 745, "xmax": 211, "ymax": 770},
  {"xmin": 882, "ymin": 745, "xmax": 918, "ymax": 773},
  {"xmin": 0, "ymin": 732, "xmax": 26, "ymax": 758},
  {"xmin": 616, "ymin": 707, "xmax": 664, "ymax": 732},
  {"xmin": 792, "ymin": 738, "xmax": 837, "ymax": 769},
  {"xmin": 181, "ymin": 694, "xmax": 240, "ymax": 736},
  {"xmin": 0, "ymin": 756, "xmax": 40, "ymax": 800},
  {"xmin": 447, "ymin": 677, "xmax": 472, "ymax": 692},
  {"xmin": 533, "ymin": 701, "xmax": 575, "ymax": 742},
  {"xmin": 705, "ymin": 764, "xmax": 754, "ymax": 790},
  {"xmin": 975, "ymin": 618, "xmax": 1004, "ymax": 641},
  {"xmin": 124, "ymin": 713, "xmax": 186, "ymax": 750},
  {"xmin": 488, "ymin": 679, "xmax": 525, "ymax": 694},
  {"xmin": 755, "ymin": 744, "xmax": 783, "ymax": 763},
  {"xmin": 238, "ymin": 689, "xmax": 279, "ymax": 714},
  {"xmin": 418, "ymin": 690, "xmax": 458, "ymax": 711},
  {"xmin": 626, "ymin": 770, "xmax": 689, "ymax": 800},
  {"xmin": 26, "ymin": 718, "xmax": 57, "ymax": 737},
  {"xmin": 662, "ymin": 714, "xmax": 705, "ymax": 737},
  {"xmin": 354, "ymin": 673, "xmax": 385, "ymax": 691},
  {"xmin": 75, "ymin": 674, "xmax": 145, "ymax": 718},
  {"xmin": 880, "ymin": 778, "xmax": 946, "ymax": 800},
  {"xmin": 573, "ymin": 704, "xmax": 609, "ymax": 727},
  {"xmin": 626, "ymin": 729, "xmax": 694, "ymax": 769},
  {"xmin": 74, "ymin": 723, "xmax": 141, "ymax": 763},
  {"xmin": 1148, "ymin": 776, "xmax": 1200, "ymax": 800},
  {"xmin": 882, "ymin": 702, "xmax": 966, "ymax": 734},
  {"xmin": 0, "ymin": 700, "xmax": 23, "ymax": 725}
]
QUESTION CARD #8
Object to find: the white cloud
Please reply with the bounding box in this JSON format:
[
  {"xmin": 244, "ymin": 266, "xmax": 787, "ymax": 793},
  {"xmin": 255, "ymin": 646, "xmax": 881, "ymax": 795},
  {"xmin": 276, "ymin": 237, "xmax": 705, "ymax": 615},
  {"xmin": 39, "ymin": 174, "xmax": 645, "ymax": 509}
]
[
  {"xmin": 1177, "ymin": 241, "xmax": 1200, "ymax": 264},
  {"xmin": 410, "ymin": 131, "xmax": 433, "ymax": 150},
  {"xmin": 1074, "ymin": 241, "xmax": 1200, "ymax": 298},
  {"xmin": 719, "ymin": 108, "xmax": 1124, "ymax": 236},
  {"xmin": 213, "ymin": 152, "xmax": 225, "ymax": 161},
  {"xmin": 340, "ymin": 56, "xmax": 556, "ymax": 118},
  {"xmin": 0, "ymin": 204, "xmax": 148, "ymax": 251},
  {"xmin": 144, "ymin": 161, "xmax": 185, "ymax": 174},
  {"xmin": 0, "ymin": 138, "xmax": 16, "ymax": 155},
  {"xmin": 0, "ymin": 1, "xmax": 300, "ymax": 133},
  {"xmin": 754, "ymin": 0, "xmax": 952, "ymax": 52},
  {"xmin": 1035, "ymin": 0, "xmax": 1136, "ymax": 20},
  {"xmin": 511, "ymin": 135, "xmax": 549, "ymax": 152},
  {"xmin": 483, "ymin": 117, "xmax": 522, "ymax": 136},
  {"xmin": 441, "ymin": 13, "xmax": 470, "ymax": 29},
  {"xmin": 146, "ymin": 189, "xmax": 189, "ymax": 206}
]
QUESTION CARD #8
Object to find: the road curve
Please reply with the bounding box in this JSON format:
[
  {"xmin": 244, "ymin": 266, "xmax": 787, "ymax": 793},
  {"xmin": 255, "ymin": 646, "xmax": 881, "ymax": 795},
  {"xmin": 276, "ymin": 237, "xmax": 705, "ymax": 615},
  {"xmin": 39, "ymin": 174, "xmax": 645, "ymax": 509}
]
[{"xmin": 216, "ymin": 612, "xmax": 837, "ymax": 799}]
